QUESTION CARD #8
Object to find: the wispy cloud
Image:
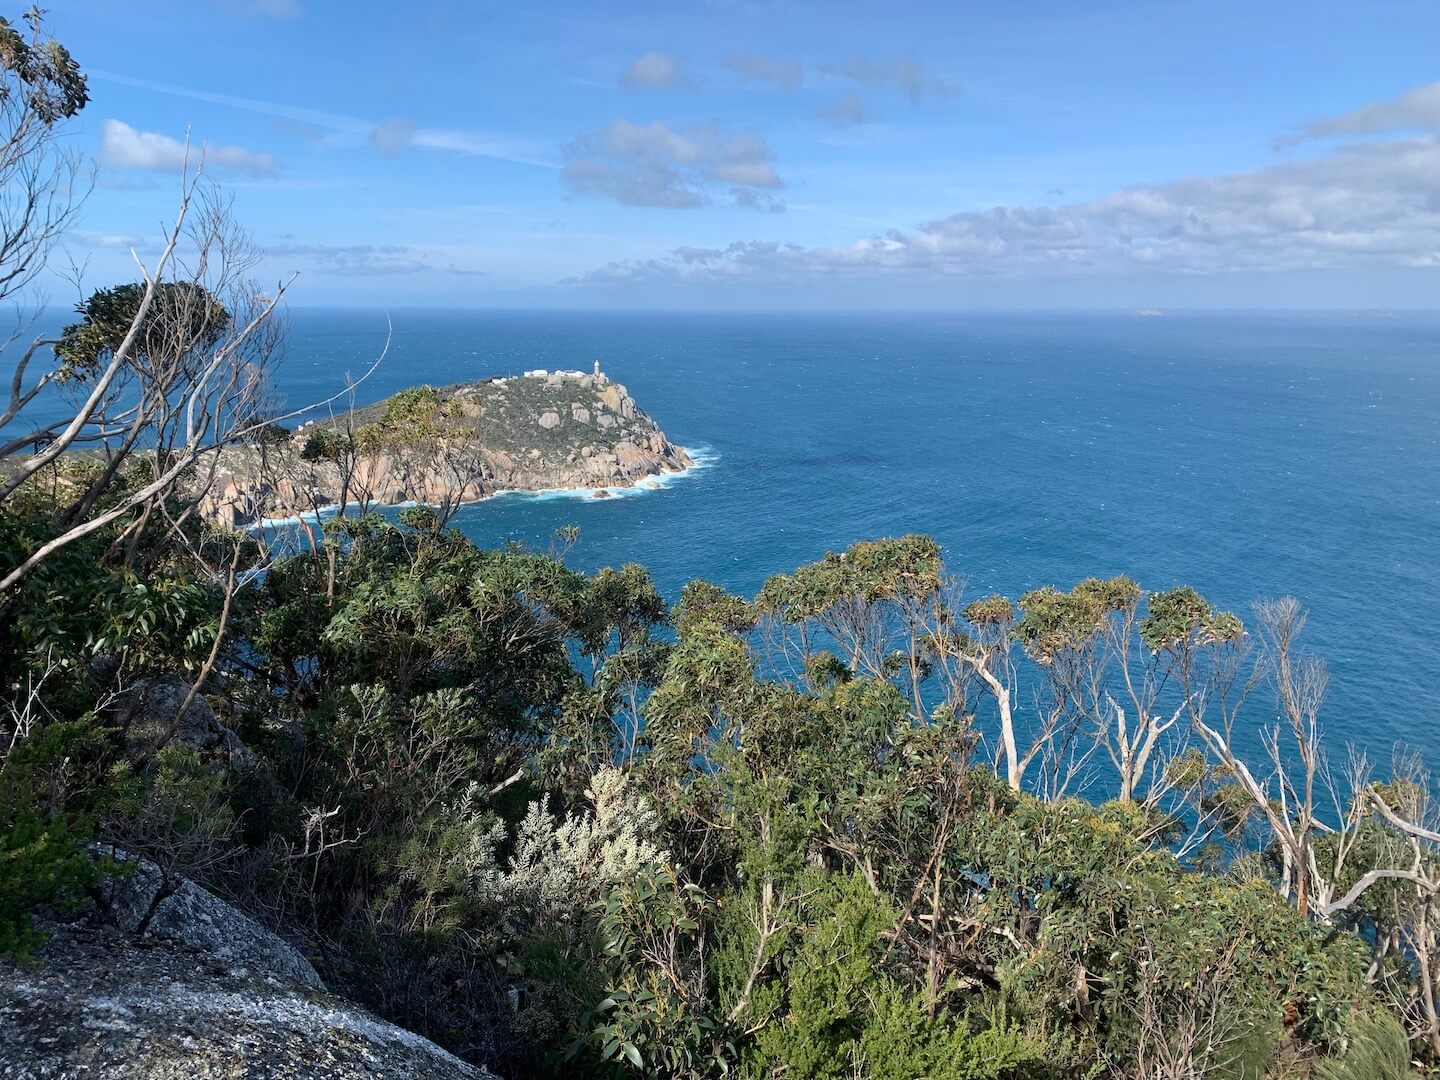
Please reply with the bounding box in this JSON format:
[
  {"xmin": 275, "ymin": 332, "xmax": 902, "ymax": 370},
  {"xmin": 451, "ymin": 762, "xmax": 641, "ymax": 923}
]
[
  {"xmin": 818, "ymin": 93, "xmax": 865, "ymax": 128},
  {"xmin": 100, "ymin": 119, "xmax": 279, "ymax": 176},
  {"xmin": 619, "ymin": 51, "xmax": 683, "ymax": 90},
  {"xmin": 724, "ymin": 53, "xmax": 803, "ymax": 90},
  {"xmin": 93, "ymin": 70, "xmax": 360, "ymax": 131},
  {"xmin": 409, "ymin": 129, "xmax": 555, "ymax": 167},
  {"xmin": 562, "ymin": 119, "xmax": 783, "ymax": 210},
  {"xmin": 267, "ymin": 242, "xmax": 486, "ymax": 277},
  {"xmin": 724, "ymin": 54, "xmax": 950, "ymax": 131},
  {"xmin": 71, "ymin": 230, "xmax": 166, "ymax": 254},
  {"xmin": 370, "ymin": 118, "xmax": 417, "ymax": 157},
  {"xmin": 1281, "ymin": 81, "xmax": 1440, "ymax": 145},
  {"xmin": 269, "ymin": 243, "xmax": 428, "ymax": 276},
  {"xmin": 826, "ymin": 57, "xmax": 955, "ymax": 102},
  {"xmin": 90, "ymin": 70, "xmax": 558, "ymax": 168},
  {"xmin": 723, "ymin": 53, "xmax": 952, "ymax": 103}
]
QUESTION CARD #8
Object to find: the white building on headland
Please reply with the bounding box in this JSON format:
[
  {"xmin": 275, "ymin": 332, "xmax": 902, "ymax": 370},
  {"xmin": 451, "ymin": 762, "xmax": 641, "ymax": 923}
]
[{"xmin": 489, "ymin": 364, "xmax": 608, "ymax": 386}]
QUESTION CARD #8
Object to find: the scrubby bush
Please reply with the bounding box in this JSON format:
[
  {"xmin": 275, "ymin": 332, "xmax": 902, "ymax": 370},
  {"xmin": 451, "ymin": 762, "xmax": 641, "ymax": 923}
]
[{"xmin": 3, "ymin": 504, "xmax": 1435, "ymax": 1077}]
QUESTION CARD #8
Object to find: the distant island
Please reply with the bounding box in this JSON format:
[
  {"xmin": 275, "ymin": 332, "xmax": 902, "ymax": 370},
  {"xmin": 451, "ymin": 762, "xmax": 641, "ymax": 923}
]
[
  {"xmin": 1134, "ymin": 307, "xmax": 1164, "ymax": 317},
  {"xmin": 201, "ymin": 364, "xmax": 693, "ymax": 525}
]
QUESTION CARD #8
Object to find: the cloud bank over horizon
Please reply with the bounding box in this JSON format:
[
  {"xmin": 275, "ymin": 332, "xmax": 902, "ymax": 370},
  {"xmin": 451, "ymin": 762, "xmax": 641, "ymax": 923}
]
[{"xmin": 567, "ymin": 85, "xmax": 1440, "ymax": 292}]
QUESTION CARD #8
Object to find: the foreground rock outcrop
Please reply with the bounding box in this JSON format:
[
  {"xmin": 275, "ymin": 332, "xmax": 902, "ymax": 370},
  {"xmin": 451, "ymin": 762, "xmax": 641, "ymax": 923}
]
[
  {"xmin": 90, "ymin": 847, "xmax": 324, "ymax": 992},
  {"xmin": 0, "ymin": 926, "xmax": 492, "ymax": 1078},
  {"xmin": 0, "ymin": 852, "xmax": 493, "ymax": 1079},
  {"xmin": 201, "ymin": 366, "xmax": 693, "ymax": 526}
]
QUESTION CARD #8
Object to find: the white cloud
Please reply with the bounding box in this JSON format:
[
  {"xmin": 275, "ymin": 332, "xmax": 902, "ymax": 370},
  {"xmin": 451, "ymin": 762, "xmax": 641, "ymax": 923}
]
[
  {"xmin": 90, "ymin": 72, "xmax": 556, "ymax": 168},
  {"xmin": 71, "ymin": 231, "xmax": 165, "ymax": 254},
  {"xmin": 1285, "ymin": 81, "xmax": 1440, "ymax": 144},
  {"xmin": 75, "ymin": 232, "xmax": 138, "ymax": 248},
  {"xmin": 619, "ymin": 51, "xmax": 682, "ymax": 90},
  {"xmin": 268, "ymin": 243, "xmax": 429, "ymax": 276},
  {"xmin": 409, "ymin": 129, "xmax": 558, "ymax": 167},
  {"xmin": 568, "ymin": 131, "xmax": 1440, "ymax": 285},
  {"xmin": 725, "ymin": 53, "xmax": 951, "ymax": 101},
  {"xmin": 562, "ymin": 119, "xmax": 782, "ymax": 210},
  {"xmin": 99, "ymin": 119, "xmax": 279, "ymax": 176},
  {"xmin": 267, "ymin": 242, "xmax": 485, "ymax": 277},
  {"xmin": 725, "ymin": 53, "xmax": 803, "ymax": 90}
]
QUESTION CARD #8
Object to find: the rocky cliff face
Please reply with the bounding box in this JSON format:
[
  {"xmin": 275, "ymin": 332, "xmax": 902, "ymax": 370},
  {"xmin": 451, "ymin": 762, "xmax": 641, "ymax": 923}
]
[{"xmin": 201, "ymin": 369, "xmax": 693, "ymax": 526}]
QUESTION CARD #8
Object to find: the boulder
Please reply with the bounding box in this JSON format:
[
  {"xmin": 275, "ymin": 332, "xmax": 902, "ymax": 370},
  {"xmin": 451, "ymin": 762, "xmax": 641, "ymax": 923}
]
[
  {"xmin": 111, "ymin": 676, "xmax": 291, "ymax": 834},
  {"xmin": 598, "ymin": 384, "xmax": 625, "ymax": 413},
  {"xmin": 0, "ymin": 924, "xmax": 493, "ymax": 1079},
  {"xmin": 115, "ymin": 675, "xmax": 245, "ymax": 762},
  {"xmin": 90, "ymin": 846, "xmax": 323, "ymax": 991}
]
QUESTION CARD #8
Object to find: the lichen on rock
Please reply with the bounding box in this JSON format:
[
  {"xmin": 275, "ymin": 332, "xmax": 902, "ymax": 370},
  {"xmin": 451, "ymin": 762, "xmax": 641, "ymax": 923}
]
[
  {"xmin": 89, "ymin": 846, "xmax": 323, "ymax": 991},
  {"xmin": 0, "ymin": 925, "xmax": 493, "ymax": 1079}
]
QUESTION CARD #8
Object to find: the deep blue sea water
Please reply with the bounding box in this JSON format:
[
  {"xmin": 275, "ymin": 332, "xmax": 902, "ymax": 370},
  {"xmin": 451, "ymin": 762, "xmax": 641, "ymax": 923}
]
[
  {"xmin": 12, "ymin": 309, "xmax": 1440, "ymax": 763},
  {"xmin": 256, "ymin": 309, "xmax": 1440, "ymax": 764}
]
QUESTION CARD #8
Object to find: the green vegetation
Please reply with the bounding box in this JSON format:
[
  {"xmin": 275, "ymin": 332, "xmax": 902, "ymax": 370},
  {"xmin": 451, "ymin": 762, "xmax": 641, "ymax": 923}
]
[
  {"xmin": 319, "ymin": 384, "xmax": 468, "ymax": 456},
  {"xmin": 5, "ymin": 482, "xmax": 1439, "ymax": 1077},
  {"xmin": 2, "ymin": 12, "xmax": 1438, "ymax": 1079},
  {"xmin": 54, "ymin": 281, "xmax": 230, "ymax": 381}
]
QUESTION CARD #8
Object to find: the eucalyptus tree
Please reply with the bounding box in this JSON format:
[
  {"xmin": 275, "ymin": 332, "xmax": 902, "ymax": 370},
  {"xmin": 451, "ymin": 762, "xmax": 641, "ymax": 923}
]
[
  {"xmin": 0, "ymin": 182, "xmax": 295, "ymax": 593},
  {"xmin": 0, "ymin": 8, "xmax": 87, "ymax": 315}
]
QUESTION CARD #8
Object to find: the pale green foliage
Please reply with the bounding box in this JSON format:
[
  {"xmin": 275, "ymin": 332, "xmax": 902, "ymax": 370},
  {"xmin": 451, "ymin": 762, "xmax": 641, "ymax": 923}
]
[
  {"xmin": 502, "ymin": 767, "xmax": 667, "ymax": 913},
  {"xmin": 449, "ymin": 767, "xmax": 668, "ymax": 926},
  {"xmin": 741, "ymin": 876, "xmax": 1050, "ymax": 1080}
]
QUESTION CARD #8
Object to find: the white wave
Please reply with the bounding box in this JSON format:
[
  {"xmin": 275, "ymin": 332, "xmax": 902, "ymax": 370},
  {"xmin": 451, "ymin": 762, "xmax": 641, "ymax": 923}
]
[{"xmin": 497, "ymin": 444, "xmax": 719, "ymax": 504}]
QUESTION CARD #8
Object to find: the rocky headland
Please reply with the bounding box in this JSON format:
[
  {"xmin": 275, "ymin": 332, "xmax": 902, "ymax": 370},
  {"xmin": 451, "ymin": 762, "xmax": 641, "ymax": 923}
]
[{"xmin": 201, "ymin": 366, "xmax": 692, "ymax": 526}]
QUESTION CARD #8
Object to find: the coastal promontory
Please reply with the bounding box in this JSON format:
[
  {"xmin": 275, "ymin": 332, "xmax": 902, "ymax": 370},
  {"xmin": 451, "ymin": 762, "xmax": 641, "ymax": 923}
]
[{"xmin": 202, "ymin": 365, "xmax": 692, "ymax": 525}]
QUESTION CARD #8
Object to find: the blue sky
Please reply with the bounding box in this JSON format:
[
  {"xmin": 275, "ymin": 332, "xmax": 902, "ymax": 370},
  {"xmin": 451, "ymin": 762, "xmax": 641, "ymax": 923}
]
[{"xmin": 45, "ymin": 0, "xmax": 1440, "ymax": 308}]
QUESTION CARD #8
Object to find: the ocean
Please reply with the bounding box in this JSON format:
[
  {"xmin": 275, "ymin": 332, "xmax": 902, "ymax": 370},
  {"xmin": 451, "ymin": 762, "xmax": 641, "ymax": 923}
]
[{"xmin": 18, "ymin": 308, "xmax": 1440, "ymax": 763}]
